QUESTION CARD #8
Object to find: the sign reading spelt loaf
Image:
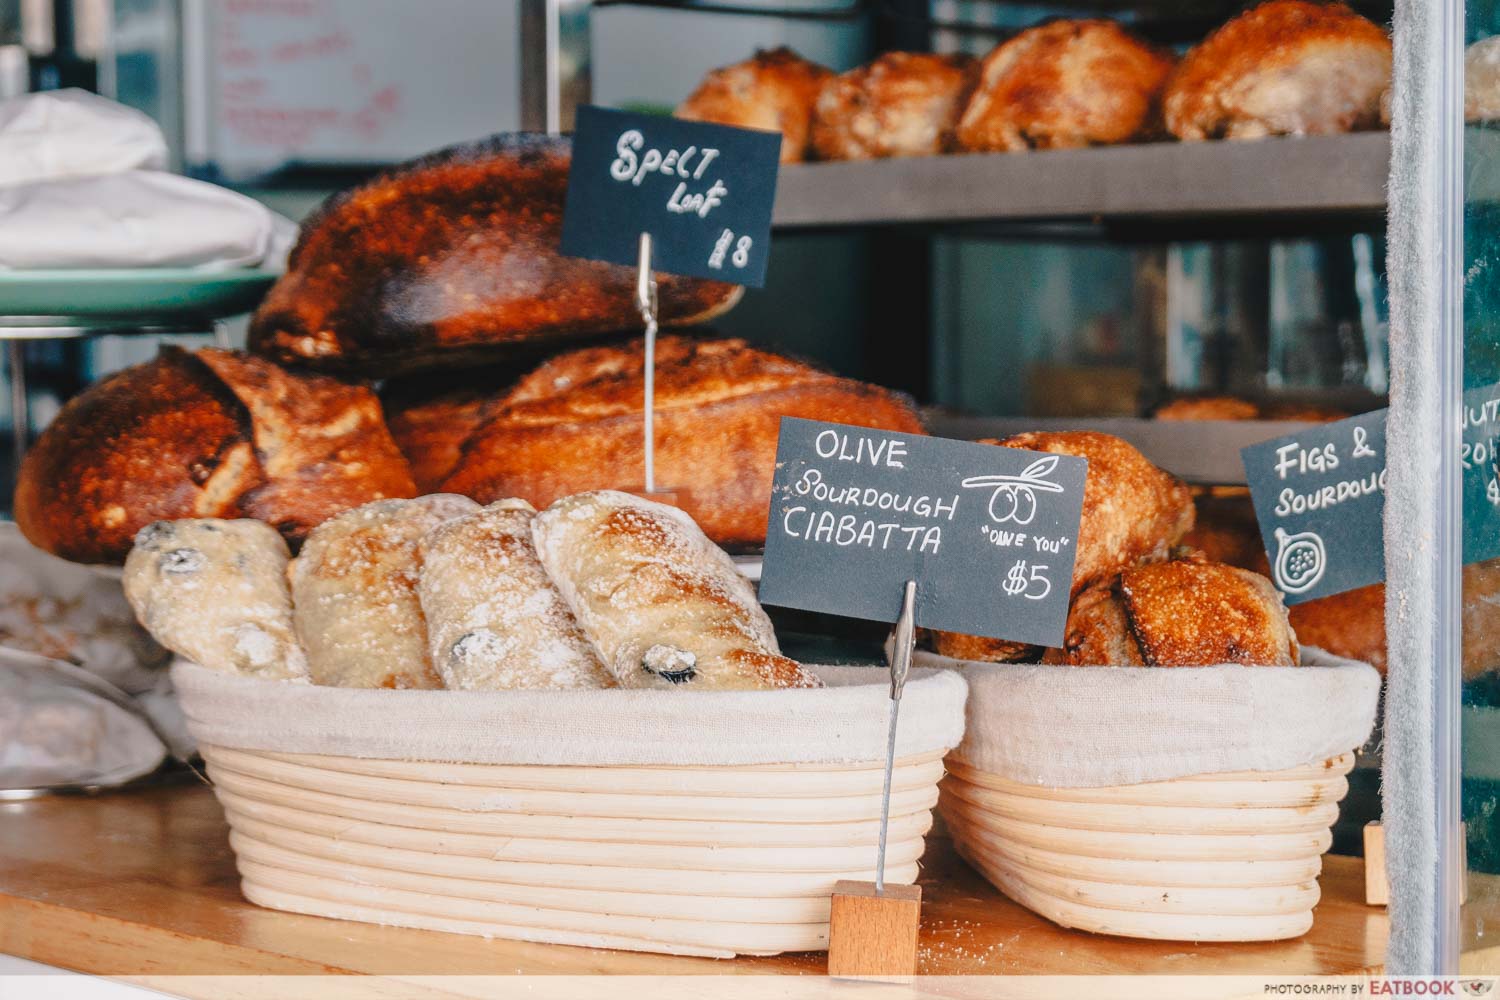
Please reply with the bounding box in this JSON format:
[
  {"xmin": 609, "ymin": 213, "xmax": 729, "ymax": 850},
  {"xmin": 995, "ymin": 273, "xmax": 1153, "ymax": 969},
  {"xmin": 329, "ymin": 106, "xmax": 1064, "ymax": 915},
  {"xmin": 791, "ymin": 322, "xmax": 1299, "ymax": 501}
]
[
  {"xmin": 1241, "ymin": 382, "xmax": 1500, "ymax": 605},
  {"xmin": 758, "ymin": 418, "xmax": 1087, "ymax": 647},
  {"xmin": 560, "ymin": 105, "xmax": 781, "ymax": 286}
]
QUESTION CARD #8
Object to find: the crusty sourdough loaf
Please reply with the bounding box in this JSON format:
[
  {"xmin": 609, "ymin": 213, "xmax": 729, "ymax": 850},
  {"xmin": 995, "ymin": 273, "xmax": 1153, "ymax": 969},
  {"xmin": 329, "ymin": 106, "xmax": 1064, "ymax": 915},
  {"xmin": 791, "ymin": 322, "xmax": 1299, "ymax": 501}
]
[
  {"xmin": 14, "ymin": 347, "xmax": 416, "ymax": 565},
  {"xmin": 384, "ymin": 336, "xmax": 927, "ymax": 548},
  {"xmin": 248, "ymin": 134, "xmax": 741, "ymax": 376},
  {"xmin": 1043, "ymin": 555, "xmax": 1300, "ymax": 667},
  {"xmin": 930, "ymin": 431, "xmax": 1194, "ymax": 663}
]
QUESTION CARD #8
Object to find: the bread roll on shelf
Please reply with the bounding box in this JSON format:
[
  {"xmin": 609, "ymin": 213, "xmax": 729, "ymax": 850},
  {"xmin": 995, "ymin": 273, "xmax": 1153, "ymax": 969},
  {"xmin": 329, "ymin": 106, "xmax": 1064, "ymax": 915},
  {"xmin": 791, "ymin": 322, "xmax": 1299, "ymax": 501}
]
[
  {"xmin": 810, "ymin": 52, "xmax": 978, "ymax": 161},
  {"xmin": 532, "ymin": 491, "xmax": 820, "ymax": 690},
  {"xmin": 123, "ymin": 518, "xmax": 307, "ymax": 681},
  {"xmin": 417, "ymin": 499, "xmax": 614, "ymax": 691},
  {"xmin": 676, "ymin": 48, "xmax": 833, "ymax": 163},
  {"xmin": 1163, "ymin": 0, "xmax": 1391, "ymax": 141},
  {"xmin": 290, "ymin": 495, "xmax": 479, "ymax": 689},
  {"xmin": 955, "ymin": 19, "xmax": 1174, "ymax": 153}
]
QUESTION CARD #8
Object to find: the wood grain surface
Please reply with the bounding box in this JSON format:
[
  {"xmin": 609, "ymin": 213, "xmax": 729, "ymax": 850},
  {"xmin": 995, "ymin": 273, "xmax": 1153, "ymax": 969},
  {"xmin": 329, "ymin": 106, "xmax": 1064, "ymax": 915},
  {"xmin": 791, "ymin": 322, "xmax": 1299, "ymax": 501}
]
[{"xmin": 0, "ymin": 782, "xmax": 1437, "ymax": 980}]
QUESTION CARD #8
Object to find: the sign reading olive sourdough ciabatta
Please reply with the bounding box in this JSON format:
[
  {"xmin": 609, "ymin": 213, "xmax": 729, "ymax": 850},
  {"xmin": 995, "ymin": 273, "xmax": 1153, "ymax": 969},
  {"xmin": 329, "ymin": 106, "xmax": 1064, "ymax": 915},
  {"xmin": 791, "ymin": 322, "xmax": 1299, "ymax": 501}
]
[
  {"xmin": 759, "ymin": 418, "xmax": 1087, "ymax": 647},
  {"xmin": 561, "ymin": 105, "xmax": 781, "ymax": 287}
]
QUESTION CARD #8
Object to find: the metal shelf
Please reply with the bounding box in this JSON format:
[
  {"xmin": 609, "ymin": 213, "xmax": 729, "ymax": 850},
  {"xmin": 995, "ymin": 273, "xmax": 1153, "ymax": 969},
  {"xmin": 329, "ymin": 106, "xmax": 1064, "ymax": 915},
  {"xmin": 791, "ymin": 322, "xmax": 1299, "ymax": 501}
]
[
  {"xmin": 772, "ymin": 133, "xmax": 1394, "ymax": 228},
  {"xmin": 922, "ymin": 415, "xmax": 1329, "ymax": 485}
]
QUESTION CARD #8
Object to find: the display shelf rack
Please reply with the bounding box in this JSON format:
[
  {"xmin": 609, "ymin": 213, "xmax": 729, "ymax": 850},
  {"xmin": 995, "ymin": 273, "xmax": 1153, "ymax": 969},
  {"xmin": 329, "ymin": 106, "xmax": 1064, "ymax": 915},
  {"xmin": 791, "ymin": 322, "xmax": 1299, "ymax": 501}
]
[{"xmin": 772, "ymin": 133, "xmax": 1397, "ymax": 228}]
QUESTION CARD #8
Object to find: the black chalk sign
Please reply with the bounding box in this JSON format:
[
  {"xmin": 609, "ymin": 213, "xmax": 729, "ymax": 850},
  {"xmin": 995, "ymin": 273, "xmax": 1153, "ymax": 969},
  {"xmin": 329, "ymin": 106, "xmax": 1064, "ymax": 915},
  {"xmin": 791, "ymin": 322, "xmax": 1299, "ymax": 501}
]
[
  {"xmin": 560, "ymin": 105, "xmax": 781, "ymax": 286},
  {"xmin": 1242, "ymin": 411, "xmax": 1388, "ymax": 606},
  {"xmin": 758, "ymin": 419, "xmax": 1087, "ymax": 647}
]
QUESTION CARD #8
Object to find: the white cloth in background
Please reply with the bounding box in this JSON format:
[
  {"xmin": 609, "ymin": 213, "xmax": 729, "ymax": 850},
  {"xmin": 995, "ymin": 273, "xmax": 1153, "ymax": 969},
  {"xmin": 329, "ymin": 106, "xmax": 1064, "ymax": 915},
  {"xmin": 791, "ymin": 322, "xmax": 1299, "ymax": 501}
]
[
  {"xmin": 918, "ymin": 646, "xmax": 1381, "ymax": 788},
  {"xmin": 171, "ymin": 661, "xmax": 968, "ymax": 767},
  {"xmin": 0, "ymin": 89, "xmax": 167, "ymax": 186},
  {"xmin": 0, "ymin": 88, "xmax": 296, "ymax": 270},
  {"xmin": 0, "ymin": 171, "xmax": 297, "ymax": 270}
]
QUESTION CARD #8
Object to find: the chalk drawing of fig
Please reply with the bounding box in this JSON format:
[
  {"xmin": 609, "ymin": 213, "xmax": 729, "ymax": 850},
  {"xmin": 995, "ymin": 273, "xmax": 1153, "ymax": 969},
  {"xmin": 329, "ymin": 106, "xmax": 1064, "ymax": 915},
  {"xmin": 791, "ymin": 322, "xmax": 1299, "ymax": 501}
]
[{"xmin": 1273, "ymin": 527, "xmax": 1326, "ymax": 595}]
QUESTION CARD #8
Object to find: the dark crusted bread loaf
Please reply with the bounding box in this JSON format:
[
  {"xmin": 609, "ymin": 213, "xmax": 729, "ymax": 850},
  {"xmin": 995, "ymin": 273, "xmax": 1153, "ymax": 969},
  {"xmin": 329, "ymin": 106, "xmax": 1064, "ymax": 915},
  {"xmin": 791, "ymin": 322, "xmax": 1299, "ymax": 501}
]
[
  {"xmin": 14, "ymin": 347, "xmax": 416, "ymax": 564},
  {"xmin": 248, "ymin": 134, "xmax": 742, "ymax": 376},
  {"xmin": 384, "ymin": 336, "xmax": 927, "ymax": 548}
]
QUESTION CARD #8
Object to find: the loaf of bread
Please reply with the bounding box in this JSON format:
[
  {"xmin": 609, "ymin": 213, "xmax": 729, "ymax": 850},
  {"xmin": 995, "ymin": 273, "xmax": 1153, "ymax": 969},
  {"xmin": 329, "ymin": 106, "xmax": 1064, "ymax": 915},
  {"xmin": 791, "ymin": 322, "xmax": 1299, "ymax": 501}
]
[
  {"xmin": 1163, "ymin": 0, "xmax": 1391, "ymax": 141},
  {"xmin": 810, "ymin": 52, "xmax": 978, "ymax": 160},
  {"xmin": 123, "ymin": 518, "xmax": 307, "ymax": 681},
  {"xmin": 931, "ymin": 431, "xmax": 1194, "ymax": 662},
  {"xmin": 677, "ymin": 48, "xmax": 833, "ymax": 162},
  {"xmin": 385, "ymin": 336, "xmax": 926, "ymax": 549},
  {"xmin": 290, "ymin": 495, "xmax": 478, "ymax": 689},
  {"xmin": 1044, "ymin": 556, "xmax": 1299, "ymax": 666},
  {"xmin": 532, "ymin": 491, "xmax": 820, "ymax": 690},
  {"xmin": 14, "ymin": 347, "xmax": 416, "ymax": 565},
  {"xmin": 417, "ymin": 499, "xmax": 614, "ymax": 690},
  {"xmin": 248, "ymin": 135, "xmax": 741, "ymax": 376},
  {"xmin": 955, "ymin": 19, "xmax": 1174, "ymax": 152}
]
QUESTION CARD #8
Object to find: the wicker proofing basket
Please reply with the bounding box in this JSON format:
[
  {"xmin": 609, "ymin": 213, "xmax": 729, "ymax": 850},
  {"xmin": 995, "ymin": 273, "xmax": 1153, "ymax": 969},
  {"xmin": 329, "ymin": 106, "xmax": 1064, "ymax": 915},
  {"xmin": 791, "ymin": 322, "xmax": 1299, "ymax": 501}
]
[
  {"xmin": 170, "ymin": 662, "xmax": 968, "ymax": 958},
  {"xmin": 924, "ymin": 649, "xmax": 1381, "ymax": 943}
]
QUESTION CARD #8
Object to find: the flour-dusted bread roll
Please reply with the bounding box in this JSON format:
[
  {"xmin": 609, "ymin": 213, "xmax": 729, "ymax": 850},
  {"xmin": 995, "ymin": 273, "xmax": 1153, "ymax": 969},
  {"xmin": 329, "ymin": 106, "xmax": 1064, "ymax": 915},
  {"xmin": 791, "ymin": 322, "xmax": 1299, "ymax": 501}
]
[
  {"xmin": 532, "ymin": 491, "xmax": 820, "ymax": 690},
  {"xmin": 291, "ymin": 494, "xmax": 478, "ymax": 688},
  {"xmin": 123, "ymin": 519, "xmax": 307, "ymax": 681},
  {"xmin": 417, "ymin": 499, "xmax": 614, "ymax": 690}
]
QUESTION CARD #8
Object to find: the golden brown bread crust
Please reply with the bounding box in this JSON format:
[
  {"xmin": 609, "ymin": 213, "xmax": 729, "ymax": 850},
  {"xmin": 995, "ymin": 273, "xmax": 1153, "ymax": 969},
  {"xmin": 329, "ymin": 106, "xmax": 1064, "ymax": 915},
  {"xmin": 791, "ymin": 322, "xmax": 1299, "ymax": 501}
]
[
  {"xmin": 810, "ymin": 52, "xmax": 978, "ymax": 160},
  {"xmin": 1184, "ymin": 493, "xmax": 1269, "ymax": 571},
  {"xmin": 1154, "ymin": 396, "xmax": 1262, "ymax": 421},
  {"xmin": 14, "ymin": 348, "xmax": 416, "ymax": 565},
  {"xmin": 387, "ymin": 336, "xmax": 926, "ymax": 548},
  {"xmin": 1163, "ymin": 0, "xmax": 1392, "ymax": 141},
  {"xmin": 677, "ymin": 48, "xmax": 833, "ymax": 163},
  {"xmin": 955, "ymin": 19, "xmax": 1175, "ymax": 152},
  {"xmin": 1287, "ymin": 583, "xmax": 1385, "ymax": 673},
  {"xmin": 931, "ymin": 430, "xmax": 1195, "ymax": 662},
  {"xmin": 1045, "ymin": 558, "xmax": 1299, "ymax": 666},
  {"xmin": 248, "ymin": 134, "xmax": 741, "ymax": 376}
]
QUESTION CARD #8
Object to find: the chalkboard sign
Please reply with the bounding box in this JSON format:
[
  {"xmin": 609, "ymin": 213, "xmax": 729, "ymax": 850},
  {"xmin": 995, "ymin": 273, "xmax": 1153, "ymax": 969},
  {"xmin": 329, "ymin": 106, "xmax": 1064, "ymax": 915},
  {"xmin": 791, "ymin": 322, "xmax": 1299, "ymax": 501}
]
[
  {"xmin": 758, "ymin": 419, "xmax": 1088, "ymax": 647},
  {"xmin": 1242, "ymin": 411, "xmax": 1389, "ymax": 605},
  {"xmin": 560, "ymin": 105, "xmax": 781, "ymax": 286},
  {"xmin": 1243, "ymin": 384, "xmax": 1500, "ymax": 605}
]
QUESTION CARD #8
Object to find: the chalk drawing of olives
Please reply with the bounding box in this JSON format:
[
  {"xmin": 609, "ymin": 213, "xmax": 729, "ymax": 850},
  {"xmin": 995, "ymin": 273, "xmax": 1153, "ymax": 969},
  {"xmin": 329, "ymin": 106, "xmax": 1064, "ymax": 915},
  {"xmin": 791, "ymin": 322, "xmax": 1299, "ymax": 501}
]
[
  {"xmin": 1273, "ymin": 527, "xmax": 1326, "ymax": 595},
  {"xmin": 962, "ymin": 456, "xmax": 1065, "ymax": 527}
]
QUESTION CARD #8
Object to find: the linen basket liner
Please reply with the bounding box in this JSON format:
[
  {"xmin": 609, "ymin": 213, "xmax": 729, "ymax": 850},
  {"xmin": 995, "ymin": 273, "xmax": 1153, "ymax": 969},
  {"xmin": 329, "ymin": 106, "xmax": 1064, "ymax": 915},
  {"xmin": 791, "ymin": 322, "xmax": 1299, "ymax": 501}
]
[
  {"xmin": 917, "ymin": 646, "xmax": 1380, "ymax": 788},
  {"xmin": 170, "ymin": 661, "xmax": 967, "ymax": 766}
]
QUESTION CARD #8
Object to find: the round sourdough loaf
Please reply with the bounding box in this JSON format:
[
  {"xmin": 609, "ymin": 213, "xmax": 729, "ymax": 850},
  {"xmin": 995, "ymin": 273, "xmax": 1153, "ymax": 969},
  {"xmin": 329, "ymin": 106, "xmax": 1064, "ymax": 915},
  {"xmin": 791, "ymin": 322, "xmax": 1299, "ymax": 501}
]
[{"xmin": 14, "ymin": 348, "xmax": 416, "ymax": 565}]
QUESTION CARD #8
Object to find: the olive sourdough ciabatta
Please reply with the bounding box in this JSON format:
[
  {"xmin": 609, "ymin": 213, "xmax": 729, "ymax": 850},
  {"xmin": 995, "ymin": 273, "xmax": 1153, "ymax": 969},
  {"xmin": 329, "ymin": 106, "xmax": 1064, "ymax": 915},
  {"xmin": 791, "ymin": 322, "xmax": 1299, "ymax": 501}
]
[
  {"xmin": 532, "ymin": 491, "xmax": 821, "ymax": 690},
  {"xmin": 248, "ymin": 134, "xmax": 741, "ymax": 376}
]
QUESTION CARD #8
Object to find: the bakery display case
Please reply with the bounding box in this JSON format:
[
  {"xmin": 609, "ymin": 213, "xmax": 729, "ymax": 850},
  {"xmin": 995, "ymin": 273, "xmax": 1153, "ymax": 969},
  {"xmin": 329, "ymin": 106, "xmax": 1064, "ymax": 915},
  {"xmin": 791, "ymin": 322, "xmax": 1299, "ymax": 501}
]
[{"xmin": 0, "ymin": 0, "xmax": 1490, "ymax": 988}]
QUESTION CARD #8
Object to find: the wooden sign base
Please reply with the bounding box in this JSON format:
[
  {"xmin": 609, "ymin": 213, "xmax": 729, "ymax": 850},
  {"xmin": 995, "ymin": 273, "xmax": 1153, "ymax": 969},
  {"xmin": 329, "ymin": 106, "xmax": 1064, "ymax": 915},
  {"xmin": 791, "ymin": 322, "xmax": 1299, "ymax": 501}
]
[
  {"xmin": 1364, "ymin": 821, "xmax": 1468, "ymax": 906},
  {"xmin": 827, "ymin": 879, "xmax": 922, "ymax": 982}
]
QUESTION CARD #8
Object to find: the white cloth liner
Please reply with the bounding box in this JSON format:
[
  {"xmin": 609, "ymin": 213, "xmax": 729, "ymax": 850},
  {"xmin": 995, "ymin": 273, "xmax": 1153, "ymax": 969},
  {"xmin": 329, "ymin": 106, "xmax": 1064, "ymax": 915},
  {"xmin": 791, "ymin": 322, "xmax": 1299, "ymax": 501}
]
[
  {"xmin": 170, "ymin": 661, "xmax": 968, "ymax": 767},
  {"xmin": 919, "ymin": 646, "xmax": 1381, "ymax": 788},
  {"xmin": 0, "ymin": 89, "xmax": 167, "ymax": 187},
  {"xmin": 0, "ymin": 171, "xmax": 297, "ymax": 271}
]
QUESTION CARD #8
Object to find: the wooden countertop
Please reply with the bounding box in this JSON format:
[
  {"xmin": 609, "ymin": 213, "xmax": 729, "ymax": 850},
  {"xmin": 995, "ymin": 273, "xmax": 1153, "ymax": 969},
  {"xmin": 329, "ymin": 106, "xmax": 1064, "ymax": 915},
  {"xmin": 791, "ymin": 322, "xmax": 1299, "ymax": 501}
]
[{"xmin": 0, "ymin": 782, "xmax": 1409, "ymax": 982}]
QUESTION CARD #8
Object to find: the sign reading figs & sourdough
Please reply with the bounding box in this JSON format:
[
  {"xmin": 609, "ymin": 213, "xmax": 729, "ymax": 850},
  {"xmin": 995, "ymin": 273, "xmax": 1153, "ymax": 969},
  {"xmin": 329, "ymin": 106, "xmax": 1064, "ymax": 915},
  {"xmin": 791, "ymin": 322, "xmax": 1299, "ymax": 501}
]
[{"xmin": 758, "ymin": 418, "xmax": 1087, "ymax": 648}]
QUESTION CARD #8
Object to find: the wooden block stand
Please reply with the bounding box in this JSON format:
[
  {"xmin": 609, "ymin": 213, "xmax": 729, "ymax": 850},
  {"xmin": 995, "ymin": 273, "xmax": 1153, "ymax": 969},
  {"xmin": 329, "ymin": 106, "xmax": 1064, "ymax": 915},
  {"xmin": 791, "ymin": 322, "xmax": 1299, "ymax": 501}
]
[{"xmin": 827, "ymin": 880, "xmax": 923, "ymax": 982}]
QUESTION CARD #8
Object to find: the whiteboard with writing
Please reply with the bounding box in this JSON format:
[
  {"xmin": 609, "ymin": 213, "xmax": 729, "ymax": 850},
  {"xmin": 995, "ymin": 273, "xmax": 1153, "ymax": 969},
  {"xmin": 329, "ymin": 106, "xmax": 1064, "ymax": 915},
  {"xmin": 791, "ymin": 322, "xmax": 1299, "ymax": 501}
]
[{"xmin": 189, "ymin": 0, "xmax": 522, "ymax": 175}]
